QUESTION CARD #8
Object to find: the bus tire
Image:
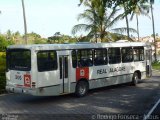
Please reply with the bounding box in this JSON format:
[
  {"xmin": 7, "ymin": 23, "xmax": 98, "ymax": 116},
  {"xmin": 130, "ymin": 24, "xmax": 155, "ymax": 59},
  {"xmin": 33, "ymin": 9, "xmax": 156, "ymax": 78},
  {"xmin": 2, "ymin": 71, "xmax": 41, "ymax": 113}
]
[
  {"xmin": 75, "ymin": 81, "xmax": 88, "ymax": 97},
  {"xmin": 132, "ymin": 72, "xmax": 139, "ymax": 86}
]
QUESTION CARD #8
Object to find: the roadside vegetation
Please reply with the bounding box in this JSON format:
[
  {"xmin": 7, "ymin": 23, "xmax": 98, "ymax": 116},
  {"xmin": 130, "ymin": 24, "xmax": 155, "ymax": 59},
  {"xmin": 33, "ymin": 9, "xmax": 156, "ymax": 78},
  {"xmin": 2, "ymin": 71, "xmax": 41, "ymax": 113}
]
[
  {"xmin": 0, "ymin": 52, "xmax": 6, "ymax": 93},
  {"xmin": 0, "ymin": 35, "xmax": 9, "ymax": 93},
  {"xmin": 152, "ymin": 61, "xmax": 160, "ymax": 70}
]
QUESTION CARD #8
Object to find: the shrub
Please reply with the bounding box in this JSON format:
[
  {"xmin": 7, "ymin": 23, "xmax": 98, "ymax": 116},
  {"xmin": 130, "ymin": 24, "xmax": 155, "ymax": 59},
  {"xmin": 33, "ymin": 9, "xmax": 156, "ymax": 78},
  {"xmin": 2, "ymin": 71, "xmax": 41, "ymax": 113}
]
[
  {"xmin": 0, "ymin": 52, "xmax": 6, "ymax": 93},
  {"xmin": 0, "ymin": 73, "xmax": 6, "ymax": 93},
  {"xmin": 152, "ymin": 61, "xmax": 160, "ymax": 70}
]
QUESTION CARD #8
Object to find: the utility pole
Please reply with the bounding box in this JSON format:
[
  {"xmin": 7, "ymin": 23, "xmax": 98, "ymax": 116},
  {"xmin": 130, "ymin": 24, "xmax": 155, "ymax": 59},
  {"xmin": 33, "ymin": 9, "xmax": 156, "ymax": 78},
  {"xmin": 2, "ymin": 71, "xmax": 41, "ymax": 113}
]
[{"xmin": 21, "ymin": 0, "xmax": 27, "ymax": 44}]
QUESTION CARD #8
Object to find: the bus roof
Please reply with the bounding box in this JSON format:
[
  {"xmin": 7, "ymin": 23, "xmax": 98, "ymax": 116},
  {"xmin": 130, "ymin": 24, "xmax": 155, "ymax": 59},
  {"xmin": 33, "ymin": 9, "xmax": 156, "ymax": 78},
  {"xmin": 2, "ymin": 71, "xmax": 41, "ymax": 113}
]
[{"xmin": 7, "ymin": 42, "xmax": 151, "ymax": 50}]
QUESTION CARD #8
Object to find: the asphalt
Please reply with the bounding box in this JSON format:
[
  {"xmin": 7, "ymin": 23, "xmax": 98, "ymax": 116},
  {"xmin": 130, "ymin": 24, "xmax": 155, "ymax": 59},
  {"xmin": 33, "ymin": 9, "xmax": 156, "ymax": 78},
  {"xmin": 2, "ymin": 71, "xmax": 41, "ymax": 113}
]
[{"xmin": 0, "ymin": 71, "xmax": 160, "ymax": 120}]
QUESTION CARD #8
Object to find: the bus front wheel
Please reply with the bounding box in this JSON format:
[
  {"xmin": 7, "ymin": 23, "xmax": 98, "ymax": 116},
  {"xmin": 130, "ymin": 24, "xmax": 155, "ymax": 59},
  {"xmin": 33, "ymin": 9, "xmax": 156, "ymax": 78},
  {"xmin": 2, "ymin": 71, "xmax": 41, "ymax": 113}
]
[
  {"xmin": 132, "ymin": 72, "xmax": 139, "ymax": 86},
  {"xmin": 75, "ymin": 81, "xmax": 88, "ymax": 97}
]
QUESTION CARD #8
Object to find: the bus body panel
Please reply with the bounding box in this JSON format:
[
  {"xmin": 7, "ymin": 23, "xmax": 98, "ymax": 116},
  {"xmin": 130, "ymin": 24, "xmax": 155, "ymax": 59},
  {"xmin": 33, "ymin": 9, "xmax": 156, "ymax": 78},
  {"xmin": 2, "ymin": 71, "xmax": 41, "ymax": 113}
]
[
  {"xmin": 89, "ymin": 74, "xmax": 133, "ymax": 89},
  {"xmin": 6, "ymin": 42, "xmax": 152, "ymax": 96},
  {"xmin": 37, "ymin": 70, "xmax": 59, "ymax": 88}
]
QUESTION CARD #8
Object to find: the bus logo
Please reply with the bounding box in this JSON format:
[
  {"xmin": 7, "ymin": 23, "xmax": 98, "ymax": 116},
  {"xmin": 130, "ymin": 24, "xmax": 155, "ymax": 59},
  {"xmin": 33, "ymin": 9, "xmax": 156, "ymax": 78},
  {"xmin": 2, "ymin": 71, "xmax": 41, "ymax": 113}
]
[
  {"xmin": 80, "ymin": 69, "xmax": 85, "ymax": 76},
  {"xmin": 24, "ymin": 74, "xmax": 31, "ymax": 87}
]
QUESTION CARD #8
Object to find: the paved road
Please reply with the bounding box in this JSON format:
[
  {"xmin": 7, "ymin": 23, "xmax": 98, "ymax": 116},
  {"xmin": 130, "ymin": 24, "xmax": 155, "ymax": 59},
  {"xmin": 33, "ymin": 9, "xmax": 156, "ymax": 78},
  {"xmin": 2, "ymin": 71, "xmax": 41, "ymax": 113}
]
[{"xmin": 0, "ymin": 72, "xmax": 160, "ymax": 120}]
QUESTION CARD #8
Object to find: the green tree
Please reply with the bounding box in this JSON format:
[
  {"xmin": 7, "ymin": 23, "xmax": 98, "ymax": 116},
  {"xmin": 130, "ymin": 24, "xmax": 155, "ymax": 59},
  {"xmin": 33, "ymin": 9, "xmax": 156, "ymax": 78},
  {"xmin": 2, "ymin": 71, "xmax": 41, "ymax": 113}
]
[
  {"xmin": 27, "ymin": 32, "xmax": 41, "ymax": 39},
  {"xmin": 48, "ymin": 32, "xmax": 61, "ymax": 43},
  {"xmin": 121, "ymin": 1, "xmax": 130, "ymax": 40},
  {"xmin": 48, "ymin": 32, "xmax": 76, "ymax": 44},
  {"xmin": 79, "ymin": 0, "xmax": 147, "ymax": 41},
  {"xmin": 130, "ymin": 0, "xmax": 150, "ymax": 41},
  {"xmin": 72, "ymin": 1, "xmax": 136, "ymax": 42},
  {"xmin": 34, "ymin": 38, "xmax": 47, "ymax": 44},
  {"xmin": 25, "ymin": 32, "xmax": 47, "ymax": 44},
  {"xmin": 79, "ymin": 0, "xmax": 143, "ymax": 13},
  {"xmin": 0, "ymin": 35, "xmax": 14, "ymax": 51},
  {"xmin": 6, "ymin": 30, "xmax": 12, "ymax": 40}
]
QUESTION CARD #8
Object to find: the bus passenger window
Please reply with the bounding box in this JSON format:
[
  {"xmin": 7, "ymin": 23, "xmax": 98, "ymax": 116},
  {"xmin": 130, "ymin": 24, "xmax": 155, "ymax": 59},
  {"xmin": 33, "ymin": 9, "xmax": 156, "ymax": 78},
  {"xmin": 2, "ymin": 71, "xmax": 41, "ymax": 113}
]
[
  {"xmin": 133, "ymin": 47, "xmax": 144, "ymax": 61},
  {"xmin": 122, "ymin": 47, "xmax": 133, "ymax": 63},
  {"xmin": 94, "ymin": 49, "xmax": 107, "ymax": 66},
  {"xmin": 72, "ymin": 50, "xmax": 77, "ymax": 68},
  {"xmin": 77, "ymin": 49, "xmax": 93, "ymax": 67},
  {"xmin": 37, "ymin": 51, "xmax": 57, "ymax": 72},
  {"xmin": 139, "ymin": 49, "xmax": 144, "ymax": 61},
  {"xmin": 108, "ymin": 48, "xmax": 121, "ymax": 64}
]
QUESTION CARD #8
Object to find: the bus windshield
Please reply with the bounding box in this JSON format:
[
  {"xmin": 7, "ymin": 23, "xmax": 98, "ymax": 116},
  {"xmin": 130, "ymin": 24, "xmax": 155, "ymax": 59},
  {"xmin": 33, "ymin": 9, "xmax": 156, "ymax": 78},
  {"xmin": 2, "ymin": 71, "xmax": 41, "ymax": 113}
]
[{"xmin": 7, "ymin": 49, "xmax": 31, "ymax": 71}]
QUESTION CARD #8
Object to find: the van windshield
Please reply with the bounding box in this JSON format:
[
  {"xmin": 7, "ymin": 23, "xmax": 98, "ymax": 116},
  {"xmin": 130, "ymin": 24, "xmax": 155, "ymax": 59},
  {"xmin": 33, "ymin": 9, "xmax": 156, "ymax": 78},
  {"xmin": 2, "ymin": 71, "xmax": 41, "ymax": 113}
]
[{"xmin": 7, "ymin": 49, "xmax": 31, "ymax": 71}]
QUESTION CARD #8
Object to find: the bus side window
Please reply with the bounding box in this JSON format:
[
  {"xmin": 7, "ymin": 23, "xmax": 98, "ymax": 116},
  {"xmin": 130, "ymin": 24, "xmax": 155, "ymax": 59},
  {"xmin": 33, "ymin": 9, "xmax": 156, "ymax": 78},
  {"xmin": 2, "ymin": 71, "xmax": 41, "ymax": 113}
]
[
  {"xmin": 72, "ymin": 50, "xmax": 77, "ymax": 68},
  {"xmin": 122, "ymin": 47, "xmax": 133, "ymax": 63},
  {"xmin": 133, "ymin": 47, "xmax": 144, "ymax": 61},
  {"xmin": 37, "ymin": 51, "xmax": 57, "ymax": 72},
  {"xmin": 139, "ymin": 48, "xmax": 144, "ymax": 61},
  {"xmin": 108, "ymin": 48, "xmax": 121, "ymax": 64},
  {"xmin": 77, "ymin": 49, "xmax": 93, "ymax": 67},
  {"xmin": 94, "ymin": 49, "xmax": 107, "ymax": 66}
]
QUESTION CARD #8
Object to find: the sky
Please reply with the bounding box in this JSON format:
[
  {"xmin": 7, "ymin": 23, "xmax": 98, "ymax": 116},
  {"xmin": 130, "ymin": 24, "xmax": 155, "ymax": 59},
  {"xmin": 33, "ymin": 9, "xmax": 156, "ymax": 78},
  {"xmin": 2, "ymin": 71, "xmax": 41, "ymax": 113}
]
[{"xmin": 0, "ymin": 0, "xmax": 159, "ymax": 38}]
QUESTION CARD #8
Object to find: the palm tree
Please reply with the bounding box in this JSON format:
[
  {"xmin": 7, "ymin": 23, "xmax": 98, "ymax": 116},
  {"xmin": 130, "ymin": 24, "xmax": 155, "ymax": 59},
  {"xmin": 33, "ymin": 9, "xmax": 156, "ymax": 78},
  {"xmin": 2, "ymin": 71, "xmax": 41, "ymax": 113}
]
[
  {"xmin": 72, "ymin": 2, "xmax": 137, "ymax": 42},
  {"xmin": 150, "ymin": 0, "xmax": 157, "ymax": 61},
  {"xmin": 72, "ymin": 2, "xmax": 98, "ymax": 42},
  {"xmin": 130, "ymin": 1, "xmax": 150, "ymax": 41},
  {"xmin": 21, "ymin": 0, "xmax": 28, "ymax": 44},
  {"xmin": 121, "ymin": 1, "xmax": 131, "ymax": 40}
]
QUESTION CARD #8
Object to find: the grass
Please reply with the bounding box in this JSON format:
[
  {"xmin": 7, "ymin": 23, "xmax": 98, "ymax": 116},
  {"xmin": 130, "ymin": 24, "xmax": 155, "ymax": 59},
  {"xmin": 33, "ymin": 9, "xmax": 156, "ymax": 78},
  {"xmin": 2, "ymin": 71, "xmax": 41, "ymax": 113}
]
[
  {"xmin": 152, "ymin": 61, "xmax": 160, "ymax": 70},
  {"xmin": 0, "ymin": 52, "xmax": 6, "ymax": 93}
]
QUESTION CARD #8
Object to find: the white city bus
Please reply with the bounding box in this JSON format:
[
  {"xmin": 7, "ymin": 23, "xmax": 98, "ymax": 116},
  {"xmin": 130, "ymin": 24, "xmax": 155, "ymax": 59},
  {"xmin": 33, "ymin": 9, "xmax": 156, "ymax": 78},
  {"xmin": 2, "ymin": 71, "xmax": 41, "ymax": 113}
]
[{"xmin": 6, "ymin": 42, "xmax": 152, "ymax": 97}]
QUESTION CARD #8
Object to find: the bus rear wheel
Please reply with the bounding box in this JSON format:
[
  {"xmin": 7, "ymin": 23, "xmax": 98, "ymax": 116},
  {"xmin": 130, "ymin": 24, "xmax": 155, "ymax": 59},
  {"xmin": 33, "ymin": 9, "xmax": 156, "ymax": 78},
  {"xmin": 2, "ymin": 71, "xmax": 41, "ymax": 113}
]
[
  {"xmin": 75, "ymin": 81, "xmax": 88, "ymax": 97},
  {"xmin": 132, "ymin": 72, "xmax": 139, "ymax": 86}
]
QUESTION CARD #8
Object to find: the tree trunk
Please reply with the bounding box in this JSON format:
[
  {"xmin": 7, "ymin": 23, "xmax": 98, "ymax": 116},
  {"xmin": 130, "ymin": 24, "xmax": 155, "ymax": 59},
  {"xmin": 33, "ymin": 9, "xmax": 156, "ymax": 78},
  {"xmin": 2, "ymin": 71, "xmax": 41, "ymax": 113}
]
[
  {"xmin": 151, "ymin": 3, "xmax": 157, "ymax": 61},
  {"xmin": 123, "ymin": 2, "xmax": 130, "ymax": 40},
  {"xmin": 136, "ymin": 15, "xmax": 140, "ymax": 41},
  {"xmin": 22, "ymin": 0, "xmax": 28, "ymax": 44}
]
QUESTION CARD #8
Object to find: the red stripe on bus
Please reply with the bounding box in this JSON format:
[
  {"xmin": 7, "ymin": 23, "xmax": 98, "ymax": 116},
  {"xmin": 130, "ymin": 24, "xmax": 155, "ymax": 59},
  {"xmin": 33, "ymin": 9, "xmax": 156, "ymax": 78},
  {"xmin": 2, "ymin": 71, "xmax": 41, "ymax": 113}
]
[
  {"xmin": 76, "ymin": 67, "xmax": 89, "ymax": 81},
  {"xmin": 16, "ymin": 84, "xmax": 23, "ymax": 87}
]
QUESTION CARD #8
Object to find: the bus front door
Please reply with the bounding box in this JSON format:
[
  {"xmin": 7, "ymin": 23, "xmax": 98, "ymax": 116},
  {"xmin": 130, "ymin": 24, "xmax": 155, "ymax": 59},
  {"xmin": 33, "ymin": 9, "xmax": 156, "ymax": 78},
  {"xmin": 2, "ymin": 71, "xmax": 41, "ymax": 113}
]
[
  {"xmin": 59, "ymin": 56, "xmax": 69, "ymax": 94},
  {"xmin": 146, "ymin": 50, "xmax": 152, "ymax": 77}
]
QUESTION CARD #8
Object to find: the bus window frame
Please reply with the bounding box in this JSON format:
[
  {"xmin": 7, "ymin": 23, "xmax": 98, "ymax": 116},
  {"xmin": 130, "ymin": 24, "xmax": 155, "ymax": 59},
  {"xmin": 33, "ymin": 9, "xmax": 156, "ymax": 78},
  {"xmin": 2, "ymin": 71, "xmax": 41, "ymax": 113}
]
[
  {"xmin": 121, "ymin": 47, "xmax": 134, "ymax": 63},
  {"xmin": 6, "ymin": 48, "xmax": 31, "ymax": 71},
  {"xmin": 94, "ymin": 48, "xmax": 108, "ymax": 66},
  {"xmin": 37, "ymin": 50, "xmax": 58, "ymax": 72},
  {"xmin": 76, "ymin": 49, "xmax": 93, "ymax": 67},
  {"xmin": 133, "ymin": 47, "xmax": 144, "ymax": 62},
  {"xmin": 108, "ymin": 48, "xmax": 121, "ymax": 64},
  {"xmin": 71, "ymin": 50, "xmax": 77, "ymax": 68}
]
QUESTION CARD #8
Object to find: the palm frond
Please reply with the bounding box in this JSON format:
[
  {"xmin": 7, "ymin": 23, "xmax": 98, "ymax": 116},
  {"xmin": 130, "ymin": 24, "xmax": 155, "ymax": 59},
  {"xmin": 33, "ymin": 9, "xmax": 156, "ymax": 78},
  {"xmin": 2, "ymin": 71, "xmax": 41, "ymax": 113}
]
[
  {"xmin": 106, "ymin": 8, "xmax": 120, "ymax": 23},
  {"xmin": 106, "ymin": 13, "xmax": 123, "ymax": 29},
  {"xmin": 139, "ymin": 9, "xmax": 151, "ymax": 19},
  {"xmin": 71, "ymin": 24, "xmax": 92, "ymax": 35},
  {"xmin": 77, "ymin": 12, "xmax": 94, "ymax": 23},
  {"xmin": 111, "ymin": 27, "xmax": 137, "ymax": 34},
  {"xmin": 130, "ymin": 2, "xmax": 150, "ymax": 20}
]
